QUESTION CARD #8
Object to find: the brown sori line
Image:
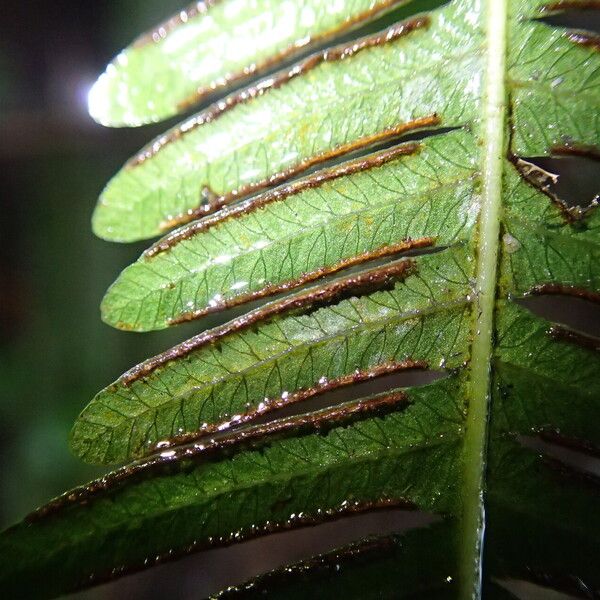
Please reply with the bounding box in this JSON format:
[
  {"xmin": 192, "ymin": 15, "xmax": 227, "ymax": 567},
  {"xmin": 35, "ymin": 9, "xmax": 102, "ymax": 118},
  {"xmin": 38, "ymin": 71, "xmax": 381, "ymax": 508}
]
[
  {"xmin": 74, "ymin": 498, "xmax": 413, "ymax": 593},
  {"xmin": 538, "ymin": 431, "xmax": 600, "ymax": 459},
  {"xmin": 146, "ymin": 142, "xmax": 421, "ymax": 257},
  {"xmin": 549, "ymin": 325, "xmax": 600, "ymax": 352},
  {"xmin": 27, "ymin": 391, "xmax": 411, "ymax": 523},
  {"xmin": 159, "ymin": 117, "xmax": 439, "ymax": 231},
  {"xmin": 168, "ymin": 237, "xmax": 434, "ymax": 325},
  {"xmin": 529, "ymin": 283, "xmax": 600, "ymax": 304},
  {"xmin": 551, "ymin": 143, "xmax": 600, "ymax": 161},
  {"xmin": 150, "ymin": 359, "xmax": 426, "ymax": 451},
  {"xmin": 566, "ymin": 31, "xmax": 600, "ymax": 52},
  {"xmin": 126, "ymin": 16, "xmax": 431, "ymax": 169},
  {"xmin": 176, "ymin": 0, "xmax": 419, "ymax": 113},
  {"xmin": 133, "ymin": 0, "xmax": 222, "ymax": 48},
  {"xmin": 540, "ymin": 0, "xmax": 600, "ymax": 12},
  {"xmin": 117, "ymin": 253, "xmax": 427, "ymax": 386}
]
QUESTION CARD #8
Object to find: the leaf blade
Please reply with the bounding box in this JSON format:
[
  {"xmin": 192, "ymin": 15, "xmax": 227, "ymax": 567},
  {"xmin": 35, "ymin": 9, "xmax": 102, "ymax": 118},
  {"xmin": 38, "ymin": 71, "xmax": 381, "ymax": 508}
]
[
  {"xmin": 73, "ymin": 247, "xmax": 474, "ymax": 464},
  {"xmin": 92, "ymin": 7, "xmax": 482, "ymax": 241},
  {"xmin": 88, "ymin": 0, "xmax": 416, "ymax": 127},
  {"xmin": 101, "ymin": 131, "xmax": 478, "ymax": 331},
  {"xmin": 1, "ymin": 376, "xmax": 465, "ymax": 597}
]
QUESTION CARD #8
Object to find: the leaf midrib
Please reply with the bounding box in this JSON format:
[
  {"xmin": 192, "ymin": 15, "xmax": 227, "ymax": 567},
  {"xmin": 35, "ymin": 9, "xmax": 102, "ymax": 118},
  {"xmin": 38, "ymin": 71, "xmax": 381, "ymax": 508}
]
[{"xmin": 459, "ymin": 0, "xmax": 508, "ymax": 598}]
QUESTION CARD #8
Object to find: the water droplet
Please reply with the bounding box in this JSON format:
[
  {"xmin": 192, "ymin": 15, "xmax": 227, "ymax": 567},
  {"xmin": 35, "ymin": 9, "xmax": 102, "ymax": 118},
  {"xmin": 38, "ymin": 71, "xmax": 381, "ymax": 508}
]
[{"xmin": 208, "ymin": 293, "xmax": 223, "ymax": 308}]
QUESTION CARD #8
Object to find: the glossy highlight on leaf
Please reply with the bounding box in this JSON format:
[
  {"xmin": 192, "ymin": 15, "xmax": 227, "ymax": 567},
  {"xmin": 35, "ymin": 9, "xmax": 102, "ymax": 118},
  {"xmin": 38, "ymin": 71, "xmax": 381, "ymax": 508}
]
[
  {"xmin": 91, "ymin": 8, "xmax": 481, "ymax": 242},
  {"xmin": 2, "ymin": 0, "xmax": 600, "ymax": 597},
  {"xmin": 2, "ymin": 375, "xmax": 466, "ymax": 597},
  {"xmin": 101, "ymin": 131, "xmax": 477, "ymax": 332},
  {"xmin": 74, "ymin": 247, "xmax": 474, "ymax": 465},
  {"xmin": 218, "ymin": 521, "xmax": 458, "ymax": 599},
  {"xmin": 88, "ymin": 0, "xmax": 414, "ymax": 127}
]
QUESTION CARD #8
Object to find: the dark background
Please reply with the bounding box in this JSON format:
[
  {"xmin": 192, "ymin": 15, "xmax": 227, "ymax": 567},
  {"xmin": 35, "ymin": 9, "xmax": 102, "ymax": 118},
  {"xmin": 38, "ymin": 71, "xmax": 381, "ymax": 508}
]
[
  {"xmin": 0, "ymin": 2, "xmax": 597, "ymax": 599},
  {"xmin": 0, "ymin": 0, "xmax": 194, "ymax": 523}
]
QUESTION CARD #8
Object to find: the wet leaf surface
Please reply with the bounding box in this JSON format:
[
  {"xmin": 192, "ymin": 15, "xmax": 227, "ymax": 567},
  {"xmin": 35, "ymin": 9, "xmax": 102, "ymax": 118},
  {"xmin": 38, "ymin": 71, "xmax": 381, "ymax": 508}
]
[{"xmin": 1, "ymin": 0, "xmax": 600, "ymax": 597}]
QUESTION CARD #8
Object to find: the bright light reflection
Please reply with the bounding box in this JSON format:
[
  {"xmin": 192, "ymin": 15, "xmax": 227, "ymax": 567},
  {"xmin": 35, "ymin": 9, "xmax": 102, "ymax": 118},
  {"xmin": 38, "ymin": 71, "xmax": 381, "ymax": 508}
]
[{"xmin": 87, "ymin": 73, "xmax": 111, "ymax": 124}]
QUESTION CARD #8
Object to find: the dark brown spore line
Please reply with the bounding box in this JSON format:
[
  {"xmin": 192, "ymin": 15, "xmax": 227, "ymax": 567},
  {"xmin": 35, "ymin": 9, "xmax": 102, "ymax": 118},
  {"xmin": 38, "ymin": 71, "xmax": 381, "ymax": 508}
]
[
  {"xmin": 549, "ymin": 325, "xmax": 600, "ymax": 352},
  {"xmin": 150, "ymin": 360, "xmax": 426, "ymax": 451},
  {"xmin": 551, "ymin": 143, "xmax": 600, "ymax": 161},
  {"xmin": 168, "ymin": 238, "xmax": 434, "ymax": 325},
  {"xmin": 513, "ymin": 157, "xmax": 558, "ymax": 190},
  {"xmin": 538, "ymin": 430, "xmax": 600, "ymax": 459},
  {"xmin": 540, "ymin": 0, "xmax": 600, "ymax": 12},
  {"xmin": 27, "ymin": 391, "xmax": 412, "ymax": 523},
  {"xmin": 146, "ymin": 141, "xmax": 422, "ymax": 258},
  {"xmin": 529, "ymin": 283, "xmax": 600, "ymax": 350},
  {"xmin": 159, "ymin": 131, "xmax": 428, "ymax": 231},
  {"xmin": 157, "ymin": 118, "xmax": 438, "ymax": 231},
  {"xmin": 126, "ymin": 16, "xmax": 431, "ymax": 169},
  {"xmin": 118, "ymin": 251, "xmax": 430, "ymax": 386},
  {"xmin": 566, "ymin": 30, "xmax": 600, "ymax": 51},
  {"xmin": 529, "ymin": 283, "xmax": 600, "ymax": 305},
  {"xmin": 175, "ymin": 0, "xmax": 417, "ymax": 113},
  {"xmin": 67, "ymin": 498, "xmax": 416, "ymax": 593}
]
